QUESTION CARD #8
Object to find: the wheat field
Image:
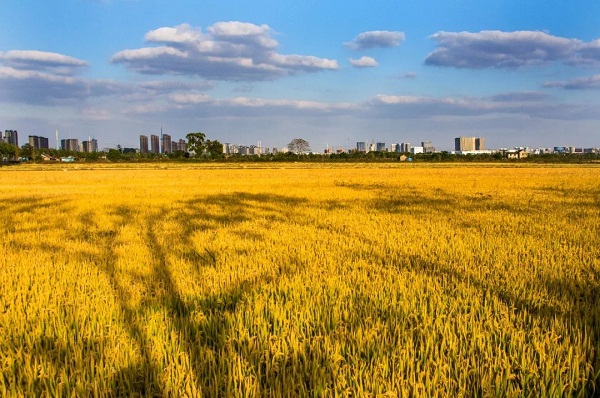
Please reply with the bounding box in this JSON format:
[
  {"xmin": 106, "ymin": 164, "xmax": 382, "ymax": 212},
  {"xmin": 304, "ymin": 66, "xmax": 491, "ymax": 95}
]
[{"xmin": 1, "ymin": 163, "xmax": 599, "ymax": 396}]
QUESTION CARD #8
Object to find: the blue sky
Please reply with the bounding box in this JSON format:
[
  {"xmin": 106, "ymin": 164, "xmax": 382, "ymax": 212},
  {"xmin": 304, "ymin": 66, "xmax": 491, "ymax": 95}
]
[{"xmin": 1, "ymin": 0, "xmax": 600, "ymax": 151}]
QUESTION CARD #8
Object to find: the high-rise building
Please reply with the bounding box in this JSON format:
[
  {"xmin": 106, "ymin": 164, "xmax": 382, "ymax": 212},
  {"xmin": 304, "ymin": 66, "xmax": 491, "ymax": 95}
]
[
  {"xmin": 250, "ymin": 145, "xmax": 261, "ymax": 155},
  {"xmin": 82, "ymin": 139, "xmax": 98, "ymax": 153},
  {"xmin": 177, "ymin": 139, "xmax": 187, "ymax": 152},
  {"xmin": 139, "ymin": 135, "xmax": 149, "ymax": 154},
  {"xmin": 422, "ymin": 141, "xmax": 435, "ymax": 153},
  {"xmin": 162, "ymin": 134, "xmax": 172, "ymax": 153},
  {"xmin": 5, "ymin": 130, "xmax": 18, "ymax": 147},
  {"xmin": 61, "ymin": 138, "xmax": 79, "ymax": 152},
  {"xmin": 150, "ymin": 134, "xmax": 160, "ymax": 154},
  {"xmin": 400, "ymin": 142, "xmax": 411, "ymax": 153},
  {"xmin": 171, "ymin": 141, "xmax": 178, "ymax": 153},
  {"xmin": 475, "ymin": 137, "xmax": 485, "ymax": 150},
  {"xmin": 376, "ymin": 142, "xmax": 386, "ymax": 152},
  {"xmin": 455, "ymin": 136, "xmax": 485, "ymax": 151},
  {"xmin": 356, "ymin": 142, "xmax": 366, "ymax": 152},
  {"xmin": 455, "ymin": 137, "xmax": 475, "ymax": 151},
  {"xmin": 28, "ymin": 135, "xmax": 50, "ymax": 149}
]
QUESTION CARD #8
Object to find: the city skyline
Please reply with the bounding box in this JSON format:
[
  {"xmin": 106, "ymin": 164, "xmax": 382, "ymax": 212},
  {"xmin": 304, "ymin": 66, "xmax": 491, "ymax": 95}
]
[
  {"xmin": 1, "ymin": 1, "xmax": 600, "ymax": 151},
  {"xmin": 3, "ymin": 128, "xmax": 598, "ymax": 156}
]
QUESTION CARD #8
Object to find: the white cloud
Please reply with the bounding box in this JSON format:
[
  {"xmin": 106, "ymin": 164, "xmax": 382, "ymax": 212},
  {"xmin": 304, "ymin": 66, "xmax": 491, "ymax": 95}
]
[
  {"xmin": 575, "ymin": 39, "xmax": 600, "ymax": 64},
  {"xmin": 271, "ymin": 53, "xmax": 339, "ymax": 71},
  {"xmin": 345, "ymin": 31, "xmax": 405, "ymax": 50},
  {"xmin": 489, "ymin": 91, "xmax": 550, "ymax": 102},
  {"xmin": 137, "ymin": 80, "xmax": 214, "ymax": 93},
  {"xmin": 112, "ymin": 46, "xmax": 188, "ymax": 62},
  {"xmin": 424, "ymin": 30, "xmax": 600, "ymax": 68},
  {"xmin": 0, "ymin": 50, "xmax": 88, "ymax": 75},
  {"xmin": 543, "ymin": 75, "xmax": 600, "ymax": 89},
  {"xmin": 123, "ymin": 90, "xmax": 598, "ymax": 123},
  {"xmin": 349, "ymin": 56, "xmax": 378, "ymax": 68},
  {"xmin": 112, "ymin": 22, "xmax": 339, "ymax": 81},
  {"xmin": 145, "ymin": 24, "xmax": 203, "ymax": 45},
  {"xmin": 366, "ymin": 93, "xmax": 597, "ymax": 121},
  {"xmin": 0, "ymin": 66, "xmax": 123, "ymax": 105},
  {"xmin": 169, "ymin": 93, "xmax": 212, "ymax": 104},
  {"xmin": 207, "ymin": 22, "xmax": 278, "ymax": 49}
]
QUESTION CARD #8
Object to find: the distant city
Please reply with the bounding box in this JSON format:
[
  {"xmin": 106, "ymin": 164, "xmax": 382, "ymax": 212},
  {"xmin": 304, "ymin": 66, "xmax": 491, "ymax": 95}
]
[{"xmin": 1, "ymin": 129, "xmax": 599, "ymax": 159}]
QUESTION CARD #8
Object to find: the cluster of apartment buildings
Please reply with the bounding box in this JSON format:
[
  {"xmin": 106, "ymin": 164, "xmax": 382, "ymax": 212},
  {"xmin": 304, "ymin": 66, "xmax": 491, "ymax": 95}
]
[
  {"xmin": 0, "ymin": 130, "xmax": 98, "ymax": 152},
  {"xmin": 139, "ymin": 134, "xmax": 186, "ymax": 154},
  {"xmin": 1, "ymin": 129, "xmax": 101, "ymax": 152},
  {"xmin": 351, "ymin": 137, "xmax": 482, "ymax": 155},
  {"xmin": 57, "ymin": 138, "xmax": 99, "ymax": 152},
  {"xmin": 1, "ymin": 130, "xmax": 20, "ymax": 147},
  {"xmin": 454, "ymin": 136, "xmax": 485, "ymax": 152},
  {"xmin": 223, "ymin": 142, "xmax": 283, "ymax": 156},
  {"xmin": 354, "ymin": 141, "xmax": 436, "ymax": 154}
]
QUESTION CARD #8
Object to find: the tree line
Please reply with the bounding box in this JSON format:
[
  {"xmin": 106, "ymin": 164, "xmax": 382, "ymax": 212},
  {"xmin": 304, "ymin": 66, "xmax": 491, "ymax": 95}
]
[{"xmin": 2, "ymin": 134, "xmax": 598, "ymax": 164}]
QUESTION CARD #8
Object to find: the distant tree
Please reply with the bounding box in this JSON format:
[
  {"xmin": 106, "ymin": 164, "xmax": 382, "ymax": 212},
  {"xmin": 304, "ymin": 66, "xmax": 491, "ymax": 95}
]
[
  {"xmin": 288, "ymin": 138, "xmax": 310, "ymax": 155},
  {"xmin": 0, "ymin": 142, "xmax": 18, "ymax": 160},
  {"xmin": 20, "ymin": 143, "xmax": 34, "ymax": 160},
  {"xmin": 186, "ymin": 132, "xmax": 206, "ymax": 155},
  {"xmin": 167, "ymin": 150, "xmax": 186, "ymax": 159},
  {"xmin": 205, "ymin": 139, "xmax": 224, "ymax": 158},
  {"xmin": 106, "ymin": 149, "xmax": 122, "ymax": 161}
]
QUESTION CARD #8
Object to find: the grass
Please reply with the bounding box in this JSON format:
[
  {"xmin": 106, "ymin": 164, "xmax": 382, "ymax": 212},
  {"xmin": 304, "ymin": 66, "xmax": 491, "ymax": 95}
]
[{"xmin": 1, "ymin": 163, "xmax": 599, "ymax": 396}]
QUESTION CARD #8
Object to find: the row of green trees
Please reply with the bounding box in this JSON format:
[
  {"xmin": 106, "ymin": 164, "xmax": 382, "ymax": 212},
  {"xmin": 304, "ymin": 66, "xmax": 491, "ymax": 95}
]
[{"xmin": 0, "ymin": 132, "xmax": 226, "ymax": 163}]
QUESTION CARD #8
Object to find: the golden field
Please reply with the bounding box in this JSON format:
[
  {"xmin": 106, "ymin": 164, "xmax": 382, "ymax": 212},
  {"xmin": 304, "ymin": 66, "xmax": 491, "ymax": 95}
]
[{"xmin": 1, "ymin": 163, "xmax": 599, "ymax": 397}]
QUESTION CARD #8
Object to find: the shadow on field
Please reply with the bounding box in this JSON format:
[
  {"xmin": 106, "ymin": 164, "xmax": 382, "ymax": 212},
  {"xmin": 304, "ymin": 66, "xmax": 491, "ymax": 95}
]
[
  {"xmin": 335, "ymin": 182, "xmax": 531, "ymax": 215},
  {"xmin": 71, "ymin": 192, "xmax": 307, "ymax": 396},
  {"xmin": 402, "ymin": 253, "xmax": 600, "ymax": 391},
  {"xmin": 4, "ymin": 187, "xmax": 599, "ymax": 395},
  {"xmin": 534, "ymin": 186, "xmax": 600, "ymax": 210}
]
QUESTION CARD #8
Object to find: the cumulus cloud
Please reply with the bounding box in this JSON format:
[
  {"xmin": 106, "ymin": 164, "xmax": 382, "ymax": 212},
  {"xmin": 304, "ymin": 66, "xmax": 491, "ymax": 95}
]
[
  {"xmin": 0, "ymin": 66, "xmax": 121, "ymax": 105},
  {"xmin": 345, "ymin": 31, "xmax": 405, "ymax": 50},
  {"xmin": 543, "ymin": 75, "xmax": 600, "ymax": 89},
  {"xmin": 366, "ymin": 93, "xmax": 597, "ymax": 120},
  {"xmin": 121, "ymin": 92, "xmax": 362, "ymax": 120},
  {"xmin": 112, "ymin": 22, "xmax": 339, "ymax": 81},
  {"xmin": 489, "ymin": 91, "xmax": 550, "ymax": 102},
  {"xmin": 0, "ymin": 45, "xmax": 221, "ymax": 105},
  {"xmin": 0, "ymin": 50, "xmax": 88, "ymax": 75},
  {"xmin": 424, "ymin": 30, "xmax": 600, "ymax": 68},
  {"xmin": 123, "ymin": 88, "xmax": 598, "ymax": 123},
  {"xmin": 0, "ymin": 49, "xmax": 213, "ymax": 105},
  {"xmin": 137, "ymin": 80, "xmax": 214, "ymax": 93},
  {"xmin": 169, "ymin": 93, "xmax": 212, "ymax": 104},
  {"xmin": 349, "ymin": 56, "xmax": 378, "ymax": 68}
]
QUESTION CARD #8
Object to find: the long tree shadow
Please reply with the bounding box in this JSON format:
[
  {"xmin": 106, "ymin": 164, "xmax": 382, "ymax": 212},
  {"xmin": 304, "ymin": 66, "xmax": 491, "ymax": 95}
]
[
  {"xmin": 394, "ymin": 253, "xmax": 600, "ymax": 394},
  {"xmin": 7, "ymin": 188, "xmax": 598, "ymax": 395},
  {"xmin": 72, "ymin": 192, "xmax": 308, "ymax": 395},
  {"xmin": 335, "ymin": 181, "xmax": 531, "ymax": 216}
]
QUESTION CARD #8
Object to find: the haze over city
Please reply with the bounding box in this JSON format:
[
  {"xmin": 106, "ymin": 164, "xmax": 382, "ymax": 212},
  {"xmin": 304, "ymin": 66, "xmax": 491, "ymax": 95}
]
[{"xmin": 1, "ymin": 0, "xmax": 600, "ymax": 151}]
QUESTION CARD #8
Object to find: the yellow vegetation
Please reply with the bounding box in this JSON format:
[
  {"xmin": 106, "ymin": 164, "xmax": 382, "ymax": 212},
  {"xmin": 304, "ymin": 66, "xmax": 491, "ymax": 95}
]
[{"xmin": 1, "ymin": 163, "xmax": 599, "ymax": 396}]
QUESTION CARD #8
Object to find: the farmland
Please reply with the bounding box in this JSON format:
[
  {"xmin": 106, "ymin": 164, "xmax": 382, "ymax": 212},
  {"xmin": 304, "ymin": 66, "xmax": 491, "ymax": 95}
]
[{"xmin": 1, "ymin": 163, "xmax": 599, "ymax": 396}]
